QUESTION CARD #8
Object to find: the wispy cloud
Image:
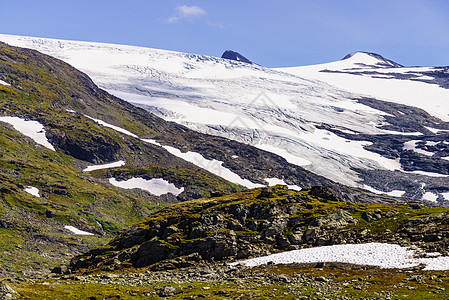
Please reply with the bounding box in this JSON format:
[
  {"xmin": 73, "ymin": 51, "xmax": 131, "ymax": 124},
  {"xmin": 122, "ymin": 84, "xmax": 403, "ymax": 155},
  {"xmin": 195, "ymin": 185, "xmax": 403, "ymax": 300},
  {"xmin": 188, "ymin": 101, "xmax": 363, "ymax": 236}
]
[{"xmin": 167, "ymin": 5, "xmax": 207, "ymax": 23}]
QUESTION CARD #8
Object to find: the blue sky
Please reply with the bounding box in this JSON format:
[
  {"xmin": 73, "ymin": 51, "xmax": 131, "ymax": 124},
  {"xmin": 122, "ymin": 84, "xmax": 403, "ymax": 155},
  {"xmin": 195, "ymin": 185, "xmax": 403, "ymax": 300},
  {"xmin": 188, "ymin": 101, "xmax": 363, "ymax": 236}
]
[{"xmin": 1, "ymin": 0, "xmax": 448, "ymax": 67}]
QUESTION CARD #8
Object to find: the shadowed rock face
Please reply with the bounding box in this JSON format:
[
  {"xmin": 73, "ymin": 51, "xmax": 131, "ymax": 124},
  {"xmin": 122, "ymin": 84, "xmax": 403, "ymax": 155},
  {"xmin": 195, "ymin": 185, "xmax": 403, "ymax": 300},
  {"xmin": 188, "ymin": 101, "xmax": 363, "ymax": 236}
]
[{"xmin": 221, "ymin": 50, "xmax": 253, "ymax": 64}]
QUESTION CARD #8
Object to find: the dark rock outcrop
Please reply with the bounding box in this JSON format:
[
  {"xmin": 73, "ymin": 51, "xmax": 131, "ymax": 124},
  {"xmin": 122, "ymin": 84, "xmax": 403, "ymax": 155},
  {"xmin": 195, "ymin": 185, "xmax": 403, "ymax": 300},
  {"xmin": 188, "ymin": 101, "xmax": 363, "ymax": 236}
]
[{"xmin": 221, "ymin": 50, "xmax": 253, "ymax": 64}]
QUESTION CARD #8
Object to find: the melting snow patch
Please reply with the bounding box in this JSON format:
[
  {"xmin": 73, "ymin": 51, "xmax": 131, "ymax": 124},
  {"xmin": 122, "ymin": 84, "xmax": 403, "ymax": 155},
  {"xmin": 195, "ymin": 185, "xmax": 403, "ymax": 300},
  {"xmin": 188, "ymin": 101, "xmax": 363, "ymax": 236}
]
[
  {"xmin": 142, "ymin": 139, "xmax": 263, "ymax": 189},
  {"xmin": 83, "ymin": 160, "xmax": 125, "ymax": 172},
  {"xmin": 264, "ymin": 178, "xmax": 302, "ymax": 191},
  {"xmin": 64, "ymin": 225, "xmax": 94, "ymax": 235},
  {"xmin": 403, "ymin": 140, "xmax": 433, "ymax": 156},
  {"xmin": 85, "ymin": 115, "xmax": 138, "ymax": 138},
  {"xmin": 0, "ymin": 116, "xmax": 55, "ymax": 150},
  {"xmin": 364, "ymin": 185, "xmax": 405, "ymax": 197},
  {"xmin": 24, "ymin": 186, "xmax": 40, "ymax": 197},
  {"xmin": 422, "ymin": 192, "xmax": 438, "ymax": 203},
  {"xmin": 230, "ymin": 243, "xmax": 449, "ymax": 271},
  {"xmin": 442, "ymin": 192, "xmax": 449, "ymax": 201},
  {"xmin": 109, "ymin": 177, "xmax": 184, "ymax": 196},
  {"xmin": 0, "ymin": 79, "xmax": 10, "ymax": 86}
]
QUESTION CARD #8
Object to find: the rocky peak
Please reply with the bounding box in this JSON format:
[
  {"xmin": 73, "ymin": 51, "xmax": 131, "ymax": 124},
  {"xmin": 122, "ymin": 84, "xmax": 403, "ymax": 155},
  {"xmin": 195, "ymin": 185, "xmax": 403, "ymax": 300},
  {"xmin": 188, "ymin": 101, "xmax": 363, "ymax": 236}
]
[
  {"xmin": 221, "ymin": 50, "xmax": 253, "ymax": 64},
  {"xmin": 342, "ymin": 51, "xmax": 403, "ymax": 68}
]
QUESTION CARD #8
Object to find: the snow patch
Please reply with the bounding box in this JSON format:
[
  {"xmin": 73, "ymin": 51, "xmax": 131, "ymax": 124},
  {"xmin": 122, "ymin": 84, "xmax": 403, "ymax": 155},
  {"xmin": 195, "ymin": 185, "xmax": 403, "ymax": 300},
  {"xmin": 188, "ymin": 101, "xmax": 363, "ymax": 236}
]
[
  {"xmin": 64, "ymin": 225, "xmax": 94, "ymax": 236},
  {"xmin": 363, "ymin": 185, "xmax": 405, "ymax": 197},
  {"xmin": 264, "ymin": 178, "xmax": 302, "ymax": 191},
  {"xmin": 85, "ymin": 115, "xmax": 138, "ymax": 138},
  {"xmin": 83, "ymin": 160, "xmax": 125, "ymax": 172},
  {"xmin": 442, "ymin": 192, "xmax": 449, "ymax": 201},
  {"xmin": 109, "ymin": 177, "xmax": 184, "ymax": 196},
  {"xmin": 231, "ymin": 242, "xmax": 449, "ymax": 271},
  {"xmin": 403, "ymin": 140, "xmax": 434, "ymax": 156},
  {"xmin": 0, "ymin": 116, "xmax": 55, "ymax": 150},
  {"xmin": 24, "ymin": 186, "xmax": 40, "ymax": 197},
  {"xmin": 422, "ymin": 192, "xmax": 438, "ymax": 203},
  {"xmin": 424, "ymin": 126, "xmax": 449, "ymax": 134},
  {"xmin": 0, "ymin": 79, "xmax": 10, "ymax": 86}
]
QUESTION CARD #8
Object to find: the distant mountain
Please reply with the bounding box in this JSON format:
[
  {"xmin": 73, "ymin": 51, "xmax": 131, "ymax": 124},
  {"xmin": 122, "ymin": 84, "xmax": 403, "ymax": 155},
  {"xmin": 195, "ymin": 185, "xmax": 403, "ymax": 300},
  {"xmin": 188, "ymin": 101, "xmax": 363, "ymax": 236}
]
[
  {"xmin": 341, "ymin": 51, "xmax": 403, "ymax": 68},
  {"xmin": 221, "ymin": 50, "xmax": 253, "ymax": 64}
]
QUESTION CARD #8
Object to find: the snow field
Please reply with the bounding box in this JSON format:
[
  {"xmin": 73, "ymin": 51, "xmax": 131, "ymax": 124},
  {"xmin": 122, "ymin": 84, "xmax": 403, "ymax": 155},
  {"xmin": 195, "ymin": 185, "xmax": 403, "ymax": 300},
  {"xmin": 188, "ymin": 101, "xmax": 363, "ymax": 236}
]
[{"xmin": 231, "ymin": 242, "xmax": 449, "ymax": 271}]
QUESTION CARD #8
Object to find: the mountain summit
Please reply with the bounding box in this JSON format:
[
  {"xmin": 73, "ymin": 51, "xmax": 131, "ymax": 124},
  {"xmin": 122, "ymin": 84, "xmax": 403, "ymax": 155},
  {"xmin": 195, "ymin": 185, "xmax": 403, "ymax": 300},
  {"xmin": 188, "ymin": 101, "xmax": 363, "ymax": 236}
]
[
  {"xmin": 221, "ymin": 50, "xmax": 253, "ymax": 64},
  {"xmin": 341, "ymin": 51, "xmax": 403, "ymax": 68}
]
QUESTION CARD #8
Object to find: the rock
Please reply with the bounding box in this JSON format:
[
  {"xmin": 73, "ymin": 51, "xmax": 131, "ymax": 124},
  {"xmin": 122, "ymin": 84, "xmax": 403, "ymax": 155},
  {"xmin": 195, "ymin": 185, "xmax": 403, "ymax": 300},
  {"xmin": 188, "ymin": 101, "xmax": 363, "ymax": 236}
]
[
  {"xmin": 287, "ymin": 233, "xmax": 303, "ymax": 245},
  {"xmin": 311, "ymin": 210, "xmax": 358, "ymax": 230},
  {"xmin": 0, "ymin": 284, "xmax": 16, "ymax": 294},
  {"xmin": 315, "ymin": 276, "xmax": 329, "ymax": 282},
  {"xmin": 362, "ymin": 211, "xmax": 381, "ymax": 222},
  {"xmin": 51, "ymin": 264, "xmax": 68, "ymax": 274},
  {"xmin": 159, "ymin": 285, "xmax": 176, "ymax": 297},
  {"xmin": 309, "ymin": 186, "xmax": 341, "ymax": 202}
]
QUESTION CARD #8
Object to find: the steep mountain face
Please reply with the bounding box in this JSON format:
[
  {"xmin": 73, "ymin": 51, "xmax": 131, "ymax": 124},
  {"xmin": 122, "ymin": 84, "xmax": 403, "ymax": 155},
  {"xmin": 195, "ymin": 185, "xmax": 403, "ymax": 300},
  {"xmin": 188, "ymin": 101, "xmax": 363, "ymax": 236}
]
[
  {"xmin": 221, "ymin": 50, "xmax": 253, "ymax": 64},
  {"xmin": 1, "ymin": 35, "xmax": 448, "ymax": 204}
]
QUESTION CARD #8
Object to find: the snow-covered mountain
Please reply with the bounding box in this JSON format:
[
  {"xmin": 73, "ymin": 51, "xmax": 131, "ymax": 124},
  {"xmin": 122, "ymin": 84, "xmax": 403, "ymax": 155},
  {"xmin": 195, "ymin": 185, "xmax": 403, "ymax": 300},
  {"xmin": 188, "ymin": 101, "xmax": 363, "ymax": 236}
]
[{"xmin": 2, "ymin": 34, "xmax": 448, "ymax": 203}]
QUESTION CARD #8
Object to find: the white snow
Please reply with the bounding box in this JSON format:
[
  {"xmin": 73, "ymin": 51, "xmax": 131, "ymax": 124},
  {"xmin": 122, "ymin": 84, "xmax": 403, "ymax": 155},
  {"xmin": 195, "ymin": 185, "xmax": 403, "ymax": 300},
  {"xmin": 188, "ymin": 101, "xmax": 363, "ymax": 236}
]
[
  {"xmin": 278, "ymin": 56, "xmax": 449, "ymax": 123},
  {"xmin": 422, "ymin": 192, "xmax": 438, "ymax": 202},
  {"xmin": 363, "ymin": 185, "xmax": 405, "ymax": 197},
  {"xmin": 231, "ymin": 242, "xmax": 449, "ymax": 271},
  {"xmin": 142, "ymin": 139, "xmax": 263, "ymax": 189},
  {"xmin": 424, "ymin": 126, "xmax": 449, "ymax": 134},
  {"xmin": 403, "ymin": 140, "xmax": 434, "ymax": 156},
  {"xmin": 405, "ymin": 170, "xmax": 449, "ymax": 178},
  {"xmin": 264, "ymin": 178, "xmax": 302, "ymax": 191},
  {"xmin": 0, "ymin": 79, "xmax": 10, "ymax": 86},
  {"xmin": 64, "ymin": 225, "xmax": 94, "ymax": 236},
  {"xmin": 24, "ymin": 186, "xmax": 40, "ymax": 197},
  {"xmin": 442, "ymin": 192, "xmax": 449, "ymax": 201},
  {"xmin": 109, "ymin": 177, "xmax": 184, "ymax": 196},
  {"xmin": 85, "ymin": 115, "xmax": 138, "ymax": 138},
  {"xmin": 443, "ymin": 157, "xmax": 449, "ymax": 162},
  {"xmin": 0, "ymin": 116, "xmax": 55, "ymax": 151},
  {"xmin": 83, "ymin": 160, "xmax": 125, "ymax": 172}
]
